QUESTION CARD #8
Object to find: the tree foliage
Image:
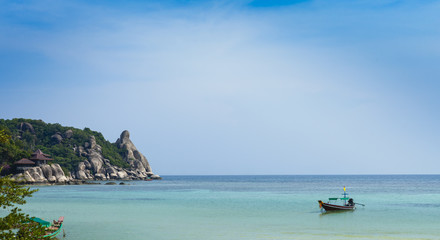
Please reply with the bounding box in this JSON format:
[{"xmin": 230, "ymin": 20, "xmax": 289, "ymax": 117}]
[
  {"xmin": 0, "ymin": 129, "xmax": 11, "ymax": 143},
  {"xmin": 0, "ymin": 174, "xmax": 46, "ymax": 239},
  {"xmin": 0, "ymin": 132, "xmax": 46, "ymax": 239}
]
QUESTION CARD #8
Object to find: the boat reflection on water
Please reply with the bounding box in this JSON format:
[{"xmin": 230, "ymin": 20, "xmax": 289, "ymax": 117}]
[{"xmin": 319, "ymin": 209, "xmax": 355, "ymax": 217}]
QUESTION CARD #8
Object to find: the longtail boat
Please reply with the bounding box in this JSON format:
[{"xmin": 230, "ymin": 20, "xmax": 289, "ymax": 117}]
[
  {"xmin": 318, "ymin": 187, "xmax": 356, "ymax": 212},
  {"xmin": 30, "ymin": 216, "xmax": 64, "ymax": 239}
]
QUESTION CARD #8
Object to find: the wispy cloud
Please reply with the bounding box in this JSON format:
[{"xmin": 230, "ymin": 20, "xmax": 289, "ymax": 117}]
[{"xmin": 1, "ymin": 0, "xmax": 439, "ymax": 174}]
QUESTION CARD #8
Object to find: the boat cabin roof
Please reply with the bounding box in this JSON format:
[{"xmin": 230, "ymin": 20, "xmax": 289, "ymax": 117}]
[
  {"xmin": 30, "ymin": 217, "xmax": 51, "ymax": 227},
  {"xmin": 329, "ymin": 197, "xmax": 350, "ymax": 200}
]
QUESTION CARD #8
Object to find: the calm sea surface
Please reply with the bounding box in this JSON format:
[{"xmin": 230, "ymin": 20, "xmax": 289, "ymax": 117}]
[{"xmin": 23, "ymin": 175, "xmax": 440, "ymax": 240}]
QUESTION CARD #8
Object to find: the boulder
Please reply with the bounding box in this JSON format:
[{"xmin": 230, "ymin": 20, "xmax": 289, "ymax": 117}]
[
  {"xmin": 40, "ymin": 164, "xmax": 53, "ymax": 179},
  {"xmin": 89, "ymin": 152, "xmax": 104, "ymax": 174},
  {"xmin": 51, "ymin": 133, "xmax": 63, "ymax": 144},
  {"xmin": 76, "ymin": 162, "xmax": 89, "ymax": 180},
  {"xmin": 89, "ymin": 136, "xmax": 97, "ymax": 150},
  {"xmin": 64, "ymin": 129, "xmax": 73, "ymax": 139},
  {"xmin": 77, "ymin": 146, "xmax": 87, "ymax": 157},
  {"xmin": 106, "ymin": 165, "xmax": 118, "ymax": 179},
  {"xmin": 11, "ymin": 163, "xmax": 70, "ymax": 184},
  {"xmin": 76, "ymin": 170, "xmax": 88, "ymax": 180},
  {"xmin": 40, "ymin": 164, "xmax": 58, "ymax": 183},
  {"xmin": 117, "ymin": 171, "xmax": 128, "ymax": 179},
  {"xmin": 18, "ymin": 122, "xmax": 35, "ymax": 134},
  {"xmin": 48, "ymin": 176, "xmax": 57, "ymax": 182},
  {"xmin": 57, "ymin": 175, "xmax": 68, "ymax": 183},
  {"xmin": 27, "ymin": 167, "xmax": 47, "ymax": 183},
  {"xmin": 23, "ymin": 171, "xmax": 36, "ymax": 183},
  {"xmin": 11, "ymin": 173, "xmax": 24, "ymax": 182},
  {"xmin": 84, "ymin": 160, "xmax": 92, "ymax": 169},
  {"xmin": 77, "ymin": 162, "xmax": 86, "ymax": 171},
  {"xmin": 94, "ymin": 173, "xmax": 106, "ymax": 180},
  {"xmin": 51, "ymin": 164, "xmax": 67, "ymax": 183},
  {"xmin": 67, "ymin": 175, "xmax": 74, "ymax": 182}
]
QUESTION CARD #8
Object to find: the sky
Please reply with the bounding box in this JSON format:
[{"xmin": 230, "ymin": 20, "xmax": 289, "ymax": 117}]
[{"xmin": 1, "ymin": 0, "xmax": 439, "ymax": 175}]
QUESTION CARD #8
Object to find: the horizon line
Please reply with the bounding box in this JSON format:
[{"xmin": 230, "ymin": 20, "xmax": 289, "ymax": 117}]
[{"xmin": 156, "ymin": 173, "xmax": 440, "ymax": 176}]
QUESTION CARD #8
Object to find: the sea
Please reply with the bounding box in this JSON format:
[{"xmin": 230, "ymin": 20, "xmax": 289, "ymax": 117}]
[{"xmin": 23, "ymin": 175, "xmax": 440, "ymax": 240}]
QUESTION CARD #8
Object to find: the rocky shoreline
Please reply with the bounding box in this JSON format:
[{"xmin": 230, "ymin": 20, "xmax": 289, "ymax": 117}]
[
  {"xmin": 10, "ymin": 129, "xmax": 161, "ymax": 184},
  {"xmin": 19, "ymin": 179, "xmax": 161, "ymax": 186}
]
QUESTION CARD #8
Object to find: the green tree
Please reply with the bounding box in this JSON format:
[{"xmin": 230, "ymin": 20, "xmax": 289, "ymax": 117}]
[
  {"xmin": 0, "ymin": 129, "xmax": 10, "ymax": 143},
  {"xmin": 0, "ymin": 174, "xmax": 46, "ymax": 239},
  {"xmin": 0, "ymin": 131, "xmax": 45, "ymax": 239}
]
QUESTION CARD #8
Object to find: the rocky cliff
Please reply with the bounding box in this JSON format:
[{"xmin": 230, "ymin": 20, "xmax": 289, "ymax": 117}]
[
  {"xmin": 74, "ymin": 131, "xmax": 160, "ymax": 181},
  {"xmin": 10, "ymin": 128, "xmax": 160, "ymax": 184}
]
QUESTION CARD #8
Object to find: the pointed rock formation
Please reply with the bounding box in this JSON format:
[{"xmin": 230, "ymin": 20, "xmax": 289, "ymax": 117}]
[
  {"xmin": 116, "ymin": 130, "xmax": 153, "ymax": 175},
  {"xmin": 69, "ymin": 130, "xmax": 159, "ymax": 181}
]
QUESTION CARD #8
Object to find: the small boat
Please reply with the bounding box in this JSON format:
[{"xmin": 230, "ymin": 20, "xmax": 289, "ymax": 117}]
[
  {"xmin": 30, "ymin": 216, "xmax": 64, "ymax": 238},
  {"xmin": 318, "ymin": 187, "xmax": 356, "ymax": 212}
]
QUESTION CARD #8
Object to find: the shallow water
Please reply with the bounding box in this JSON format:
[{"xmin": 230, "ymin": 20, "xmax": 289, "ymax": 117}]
[{"xmin": 23, "ymin": 175, "xmax": 440, "ymax": 239}]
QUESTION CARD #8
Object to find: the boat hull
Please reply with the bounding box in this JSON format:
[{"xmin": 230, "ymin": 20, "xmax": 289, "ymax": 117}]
[
  {"xmin": 318, "ymin": 201, "xmax": 355, "ymax": 211},
  {"xmin": 44, "ymin": 223, "xmax": 63, "ymax": 239}
]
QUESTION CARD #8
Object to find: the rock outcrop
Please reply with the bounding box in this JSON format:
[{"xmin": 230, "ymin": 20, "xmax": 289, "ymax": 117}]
[
  {"xmin": 18, "ymin": 122, "xmax": 35, "ymax": 134},
  {"xmin": 72, "ymin": 132, "xmax": 159, "ymax": 181},
  {"xmin": 10, "ymin": 123, "xmax": 160, "ymax": 184},
  {"xmin": 51, "ymin": 133, "xmax": 63, "ymax": 144},
  {"xmin": 64, "ymin": 129, "xmax": 73, "ymax": 139},
  {"xmin": 12, "ymin": 163, "xmax": 71, "ymax": 184},
  {"xmin": 116, "ymin": 130, "xmax": 152, "ymax": 175}
]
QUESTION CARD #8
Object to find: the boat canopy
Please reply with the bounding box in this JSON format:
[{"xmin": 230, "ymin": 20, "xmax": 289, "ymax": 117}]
[
  {"xmin": 30, "ymin": 217, "xmax": 51, "ymax": 227},
  {"xmin": 328, "ymin": 197, "xmax": 349, "ymax": 201}
]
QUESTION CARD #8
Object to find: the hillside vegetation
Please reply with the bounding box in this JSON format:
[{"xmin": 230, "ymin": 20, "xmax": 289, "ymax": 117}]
[{"xmin": 0, "ymin": 118, "xmax": 129, "ymax": 174}]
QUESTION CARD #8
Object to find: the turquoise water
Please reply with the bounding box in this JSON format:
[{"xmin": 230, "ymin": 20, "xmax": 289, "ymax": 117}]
[{"xmin": 23, "ymin": 175, "xmax": 440, "ymax": 240}]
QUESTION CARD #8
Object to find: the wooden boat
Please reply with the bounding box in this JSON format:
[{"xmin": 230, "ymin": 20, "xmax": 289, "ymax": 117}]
[
  {"xmin": 318, "ymin": 200, "xmax": 355, "ymax": 211},
  {"xmin": 318, "ymin": 187, "xmax": 356, "ymax": 212},
  {"xmin": 31, "ymin": 216, "xmax": 64, "ymax": 238}
]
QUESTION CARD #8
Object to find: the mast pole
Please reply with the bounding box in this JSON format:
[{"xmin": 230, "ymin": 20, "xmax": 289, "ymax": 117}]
[{"xmin": 343, "ymin": 186, "xmax": 347, "ymax": 205}]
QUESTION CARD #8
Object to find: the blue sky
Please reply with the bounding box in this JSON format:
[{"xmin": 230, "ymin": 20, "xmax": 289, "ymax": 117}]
[{"xmin": 1, "ymin": 0, "xmax": 439, "ymax": 174}]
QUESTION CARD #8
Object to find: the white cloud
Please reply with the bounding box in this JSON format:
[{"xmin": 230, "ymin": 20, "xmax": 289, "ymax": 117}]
[{"xmin": 1, "ymin": 0, "xmax": 440, "ymax": 174}]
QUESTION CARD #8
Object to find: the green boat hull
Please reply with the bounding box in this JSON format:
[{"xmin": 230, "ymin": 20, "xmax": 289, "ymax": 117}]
[{"xmin": 43, "ymin": 223, "xmax": 63, "ymax": 238}]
